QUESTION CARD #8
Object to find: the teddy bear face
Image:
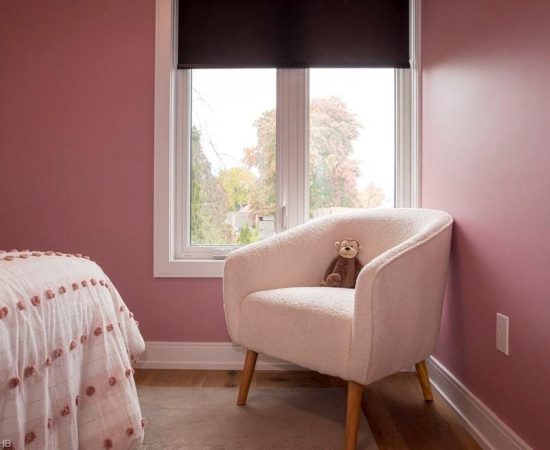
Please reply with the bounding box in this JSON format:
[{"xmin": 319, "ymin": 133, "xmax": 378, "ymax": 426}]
[{"xmin": 335, "ymin": 239, "xmax": 362, "ymax": 259}]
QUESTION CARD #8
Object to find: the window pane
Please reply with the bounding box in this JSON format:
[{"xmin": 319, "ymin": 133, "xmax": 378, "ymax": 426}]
[
  {"xmin": 308, "ymin": 69, "xmax": 395, "ymax": 219},
  {"xmin": 190, "ymin": 69, "xmax": 276, "ymax": 246}
]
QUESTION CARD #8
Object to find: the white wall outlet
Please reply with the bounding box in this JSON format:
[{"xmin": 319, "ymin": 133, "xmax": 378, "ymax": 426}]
[{"xmin": 496, "ymin": 313, "xmax": 509, "ymax": 355}]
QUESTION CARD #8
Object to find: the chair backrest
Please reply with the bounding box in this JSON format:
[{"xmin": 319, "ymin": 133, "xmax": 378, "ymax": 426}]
[{"xmin": 307, "ymin": 208, "xmax": 452, "ymax": 268}]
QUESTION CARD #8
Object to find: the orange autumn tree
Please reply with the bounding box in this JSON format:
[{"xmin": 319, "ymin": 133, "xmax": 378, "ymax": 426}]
[
  {"xmin": 190, "ymin": 96, "xmax": 387, "ymax": 245},
  {"xmin": 243, "ymin": 96, "xmax": 367, "ymax": 218}
]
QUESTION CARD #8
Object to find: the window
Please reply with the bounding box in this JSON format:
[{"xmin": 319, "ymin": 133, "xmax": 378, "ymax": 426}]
[
  {"xmin": 308, "ymin": 69, "xmax": 396, "ymax": 218},
  {"xmin": 179, "ymin": 68, "xmax": 397, "ymax": 259},
  {"xmin": 154, "ymin": 0, "xmax": 420, "ymax": 277},
  {"xmin": 187, "ymin": 69, "xmax": 277, "ymax": 249}
]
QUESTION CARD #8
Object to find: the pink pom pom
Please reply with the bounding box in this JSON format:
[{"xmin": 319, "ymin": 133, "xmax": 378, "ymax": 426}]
[
  {"xmin": 126, "ymin": 426, "xmax": 135, "ymax": 436},
  {"xmin": 99, "ymin": 280, "xmax": 105, "ymax": 286},
  {"xmin": 25, "ymin": 431, "xmax": 36, "ymax": 443},
  {"xmin": 109, "ymin": 376, "xmax": 118, "ymax": 386},
  {"xmin": 125, "ymin": 368, "xmax": 132, "ymax": 378},
  {"xmin": 59, "ymin": 286, "xmax": 67, "ymax": 294},
  {"xmin": 93, "ymin": 326, "xmax": 103, "ymax": 336},
  {"xmin": 24, "ymin": 365, "xmax": 36, "ymax": 378},
  {"xmin": 45, "ymin": 250, "xmax": 54, "ymax": 256},
  {"xmin": 60, "ymin": 405, "xmax": 70, "ymax": 416},
  {"xmin": 80, "ymin": 334, "xmax": 88, "ymax": 344},
  {"xmin": 46, "ymin": 289, "xmax": 55, "ymax": 300},
  {"xmin": 103, "ymin": 438, "xmax": 113, "ymax": 449},
  {"xmin": 91, "ymin": 278, "xmax": 97, "ymax": 286},
  {"xmin": 81, "ymin": 280, "xmax": 88, "ymax": 287},
  {"xmin": 129, "ymin": 312, "xmax": 134, "ymax": 319},
  {"xmin": 31, "ymin": 296, "xmax": 41, "ymax": 306},
  {"xmin": 17, "ymin": 300, "xmax": 26, "ymax": 310},
  {"xmin": 52, "ymin": 347, "xmax": 63, "ymax": 360},
  {"xmin": 69, "ymin": 340, "xmax": 77, "ymax": 351},
  {"xmin": 32, "ymin": 252, "xmax": 42, "ymax": 257},
  {"xmin": 9, "ymin": 377, "xmax": 20, "ymax": 388},
  {"xmin": 3, "ymin": 255, "xmax": 14, "ymax": 261},
  {"xmin": 45, "ymin": 357, "xmax": 52, "ymax": 366},
  {"xmin": 119, "ymin": 305, "xmax": 124, "ymax": 312},
  {"xmin": 19, "ymin": 253, "xmax": 28, "ymax": 259},
  {"xmin": 85, "ymin": 386, "xmax": 96, "ymax": 396},
  {"xmin": 55, "ymin": 251, "xmax": 63, "ymax": 256},
  {"xmin": 72, "ymin": 282, "xmax": 79, "ymax": 291},
  {"xmin": 106, "ymin": 323, "xmax": 114, "ymax": 332},
  {"xmin": 0, "ymin": 306, "xmax": 8, "ymax": 319}
]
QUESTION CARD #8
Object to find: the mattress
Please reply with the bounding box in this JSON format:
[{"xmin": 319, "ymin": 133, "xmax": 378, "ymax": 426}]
[{"xmin": 0, "ymin": 249, "xmax": 145, "ymax": 449}]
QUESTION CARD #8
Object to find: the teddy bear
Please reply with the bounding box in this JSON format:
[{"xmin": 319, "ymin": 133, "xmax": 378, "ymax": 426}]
[{"xmin": 321, "ymin": 238, "xmax": 363, "ymax": 289}]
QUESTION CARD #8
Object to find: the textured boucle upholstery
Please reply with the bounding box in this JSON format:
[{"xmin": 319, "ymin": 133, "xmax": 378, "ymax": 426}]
[
  {"xmin": 241, "ymin": 287, "xmax": 354, "ymax": 379},
  {"xmin": 223, "ymin": 208, "xmax": 453, "ymax": 385}
]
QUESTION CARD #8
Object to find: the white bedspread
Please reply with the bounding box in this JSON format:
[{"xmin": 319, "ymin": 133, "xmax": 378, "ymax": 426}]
[{"xmin": 0, "ymin": 250, "xmax": 145, "ymax": 449}]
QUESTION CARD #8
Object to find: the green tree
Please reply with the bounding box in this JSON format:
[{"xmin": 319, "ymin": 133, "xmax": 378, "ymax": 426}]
[
  {"xmin": 218, "ymin": 167, "xmax": 256, "ymax": 211},
  {"xmin": 237, "ymin": 224, "xmax": 259, "ymax": 244},
  {"xmin": 190, "ymin": 127, "xmax": 228, "ymax": 244}
]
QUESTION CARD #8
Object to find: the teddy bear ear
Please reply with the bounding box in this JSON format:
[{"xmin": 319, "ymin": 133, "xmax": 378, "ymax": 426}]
[{"xmin": 334, "ymin": 241, "xmax": 341, "ymax": 250}]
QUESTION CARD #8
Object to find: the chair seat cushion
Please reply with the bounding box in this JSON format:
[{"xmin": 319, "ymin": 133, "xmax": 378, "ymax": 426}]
[{"xmin": 239, "ymin": 287, "xmax": 355, "ymax": 379}]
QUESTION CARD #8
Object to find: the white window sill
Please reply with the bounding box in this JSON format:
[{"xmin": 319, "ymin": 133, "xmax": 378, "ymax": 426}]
[{"xmin": 154, "ymin": 258, "xmax": 225, "ymax": 278}]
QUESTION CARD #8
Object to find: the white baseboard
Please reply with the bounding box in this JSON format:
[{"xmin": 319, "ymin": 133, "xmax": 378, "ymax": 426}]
[
  {"xmin": 138, "ymin": 341, "xmax": 413, "ymax": 372},
  {"xmin": 137, "ymin": 341, "xmax": 303, "ymax": 371},
  {"xmin": 427, "ymin": 357, "xmax": 531, "ymax": 450}
]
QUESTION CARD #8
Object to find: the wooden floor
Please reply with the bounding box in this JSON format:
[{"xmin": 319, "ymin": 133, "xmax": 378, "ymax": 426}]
[{"xmin": 135, "ymin": 369, "xmax": 481, "ymax": 450}]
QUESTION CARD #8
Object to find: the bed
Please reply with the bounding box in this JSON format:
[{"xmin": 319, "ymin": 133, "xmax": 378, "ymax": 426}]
[{"xmin": 0, "ymin": 249, "xmax": 145, "ymax": 449}]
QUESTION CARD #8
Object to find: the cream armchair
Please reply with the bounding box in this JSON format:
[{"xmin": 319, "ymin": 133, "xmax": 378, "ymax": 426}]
[{"xmin": 223, "ymin": 208, "xmax": 453, "ymax": 449}]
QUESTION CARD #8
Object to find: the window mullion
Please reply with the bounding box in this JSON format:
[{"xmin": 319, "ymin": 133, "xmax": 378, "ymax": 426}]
[{"xmin": 276, "ymin": 68, "xmax": 309, "ymax": 231}]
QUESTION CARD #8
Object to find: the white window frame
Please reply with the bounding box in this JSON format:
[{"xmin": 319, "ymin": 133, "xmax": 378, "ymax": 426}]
[{"xmin": 154, "ymin": 0, "xmax": 421, "ymax": 278}]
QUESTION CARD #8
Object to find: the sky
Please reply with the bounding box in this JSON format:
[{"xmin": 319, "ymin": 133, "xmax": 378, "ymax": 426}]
[{"xmin": 191, "ymin": 68, "xmax": 395, "ymax": 206}]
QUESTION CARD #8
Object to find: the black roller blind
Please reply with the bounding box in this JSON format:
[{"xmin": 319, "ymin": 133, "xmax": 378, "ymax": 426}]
[{"xmin": 177, "ymin": 0, "xmax": 410, "ymax": 69}]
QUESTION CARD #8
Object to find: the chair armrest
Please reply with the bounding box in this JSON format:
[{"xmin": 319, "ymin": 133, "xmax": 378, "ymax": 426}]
[
  {"xmin": 349, "ymin": 222, "xmax": 453, "ymax": 385},
  {"xmin": 223, "ymin": 219, "xmax": 340, "ymax": 344}
]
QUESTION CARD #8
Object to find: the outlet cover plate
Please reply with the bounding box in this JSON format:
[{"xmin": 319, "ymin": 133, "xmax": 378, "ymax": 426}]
[{"xmin": 496, "ymin": 313, "xmax": 509, "ymax": 355}]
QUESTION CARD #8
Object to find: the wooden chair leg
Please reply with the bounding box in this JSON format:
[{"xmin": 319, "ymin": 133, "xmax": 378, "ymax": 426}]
[
  {"xmin": 345, "ymin": 381, "xmax": 364, "ymax": 450},
  {"xmin": 237, "ymin": 350, "xmax": 258, "ymax": 406},
  {"xmin": 415, "ymin": 360, "xmax": 434, "ymax": 402}
]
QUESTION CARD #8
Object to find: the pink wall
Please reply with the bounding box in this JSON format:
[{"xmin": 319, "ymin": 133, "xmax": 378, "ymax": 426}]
[
  {"xmin": 2, "ymin": 1, "xmax": 549, "ymax": 445},
  {"xmin": 422, "ymin": 0, "xmax": 550, "ymax": 447},
  {"xmin": 0, "ymin": 1, "xmax": 228, "ymax": 342}
]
